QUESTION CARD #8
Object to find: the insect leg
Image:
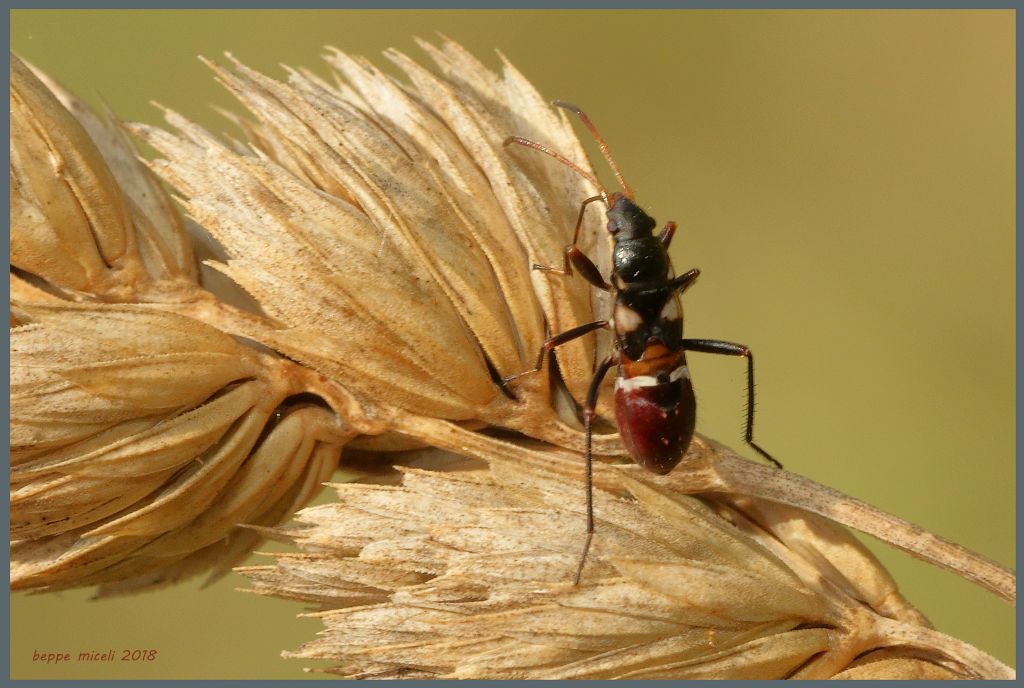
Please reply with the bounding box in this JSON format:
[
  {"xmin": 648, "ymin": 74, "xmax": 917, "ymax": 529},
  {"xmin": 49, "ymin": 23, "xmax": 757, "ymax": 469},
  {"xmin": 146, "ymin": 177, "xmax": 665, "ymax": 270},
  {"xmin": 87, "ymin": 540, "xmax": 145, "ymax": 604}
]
[
  {"xmin": 575, "ymin": 353, "xmax": 616, "ymax": 585},
  {"xmin": 658, "ymin": 221, "xmax": 677, "ymax": 248},
  {"xmin": 550, "ymin": 247, "xmax": 613, "ymax": 291},
  {"xmin": 671, "ymin": 267, "xmax": 701, "ymax": 294},
  {"xmin": 681, "ymin": 339, "xmax": 783, "ymax": 469},
  {"xmin": 533, "ymin": 195, "xmax": 612, "ymax": 291},
  {"xmin": 502, "ymin": 319, "xmax": 610, "ymax": 385}
]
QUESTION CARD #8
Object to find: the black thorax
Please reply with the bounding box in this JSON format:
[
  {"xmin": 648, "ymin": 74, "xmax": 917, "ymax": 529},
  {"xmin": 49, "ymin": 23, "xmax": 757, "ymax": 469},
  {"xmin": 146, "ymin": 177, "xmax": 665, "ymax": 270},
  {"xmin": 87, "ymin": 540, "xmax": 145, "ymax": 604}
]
[{"xmin": 606, "ymin": 195, "xmax": 683, "ymax": 360}]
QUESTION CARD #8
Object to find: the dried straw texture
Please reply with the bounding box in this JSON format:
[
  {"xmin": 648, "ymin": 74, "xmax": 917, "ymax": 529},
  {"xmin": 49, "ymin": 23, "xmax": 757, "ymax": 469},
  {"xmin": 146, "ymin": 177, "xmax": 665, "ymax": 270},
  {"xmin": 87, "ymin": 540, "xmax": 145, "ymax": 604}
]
[
  {"xmin": 243, "ymin": 447, "xmax": 1010, "ymax": 679},
  {"xmin": 12, "ymin": 40, "xmax": 629, "ymax": 596},
  {"xmin": 11, "ymin": 54, "xmax": 348, "ymax": 594},
  {"xmin": 9, "ymin": 40, "xmax": 1014, "ymax": 678},
  {"xmin": 10, "ymin": 37, "xmax": 621, "ymax": 594}
]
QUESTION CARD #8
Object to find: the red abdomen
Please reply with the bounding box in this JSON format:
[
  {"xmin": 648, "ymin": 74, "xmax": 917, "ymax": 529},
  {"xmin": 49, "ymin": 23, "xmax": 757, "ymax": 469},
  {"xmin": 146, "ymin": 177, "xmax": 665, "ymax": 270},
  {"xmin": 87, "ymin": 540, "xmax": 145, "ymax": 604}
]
[{"xmin": 614, "ymin": 361, "xmax": 696, "ymax": 474}]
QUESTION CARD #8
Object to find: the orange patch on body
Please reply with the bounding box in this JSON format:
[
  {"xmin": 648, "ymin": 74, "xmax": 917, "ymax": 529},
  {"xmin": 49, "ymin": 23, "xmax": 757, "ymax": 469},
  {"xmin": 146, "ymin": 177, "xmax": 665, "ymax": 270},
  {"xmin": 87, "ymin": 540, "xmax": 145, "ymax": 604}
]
[{"xmin": 621, "ymin": 343, "xmax": 683, "ymax": 377}]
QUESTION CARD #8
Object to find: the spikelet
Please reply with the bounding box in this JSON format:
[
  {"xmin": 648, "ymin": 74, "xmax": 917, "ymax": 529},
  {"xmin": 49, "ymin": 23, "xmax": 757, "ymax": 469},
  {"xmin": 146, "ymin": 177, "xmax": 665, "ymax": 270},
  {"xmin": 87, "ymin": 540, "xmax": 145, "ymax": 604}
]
[
  {"xmin": 240, "ymin": 446, "xmax": 1011, "ymax": 679},
  {"xmin": 10, "ymin": 55, "xmax": 349, "ymax": 594},
  {"xmin": 10, "ymin": 56, "xmax": 195, "ymax": 301}
]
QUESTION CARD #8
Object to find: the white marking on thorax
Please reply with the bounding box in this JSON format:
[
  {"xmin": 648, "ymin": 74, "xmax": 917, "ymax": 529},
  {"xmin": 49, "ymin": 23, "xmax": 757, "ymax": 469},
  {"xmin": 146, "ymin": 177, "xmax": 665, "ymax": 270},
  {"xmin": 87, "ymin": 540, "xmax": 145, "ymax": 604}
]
[
  {"xmin": 660, "ymin": 297, "xmax": 681, "ymax": 321},
  {"xmin": 614, "ymin": 303, "xmax": 644, "ymax": 333},
  {"xmin": 616, "ymin": 365, "xmax": 690, "ymax": 391}
]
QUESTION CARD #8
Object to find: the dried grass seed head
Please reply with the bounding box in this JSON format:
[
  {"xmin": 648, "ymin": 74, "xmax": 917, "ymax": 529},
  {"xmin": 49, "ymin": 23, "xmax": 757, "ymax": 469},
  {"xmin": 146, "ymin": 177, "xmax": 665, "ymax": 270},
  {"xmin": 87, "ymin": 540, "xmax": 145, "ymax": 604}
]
[
  {"xmin": 243, "ymin": 446, "xmax": 1008, "ymax": 679},
  {"xmin": 8, "ymin": 38, "xmax": 1013, "ymax": 680}
]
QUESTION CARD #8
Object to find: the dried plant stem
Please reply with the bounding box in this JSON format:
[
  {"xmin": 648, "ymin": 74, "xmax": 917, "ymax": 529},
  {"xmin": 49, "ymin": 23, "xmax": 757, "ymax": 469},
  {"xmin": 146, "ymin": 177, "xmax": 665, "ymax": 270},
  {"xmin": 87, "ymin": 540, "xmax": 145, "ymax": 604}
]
[
  {"xmin": 389, "ymin": 413, "xmax": 584, "ymax": 477},
  {"xmin": 791, "ymin": 626, "xmax": 874, "ymax": 680},
  {"xmin": 389, "ymin": 415, "xmax": 1014, "ymax": 607},
  {"xmin": 507, "ymin": 411, "xmax": 629, "ymax": 457},
  {"xmin": 872, "ymin": 615, "xmax": 1015, "ymax": 679},
  {"xmin": 702, "ymin": 453, "xmax": 1015, "ymax": 606}
]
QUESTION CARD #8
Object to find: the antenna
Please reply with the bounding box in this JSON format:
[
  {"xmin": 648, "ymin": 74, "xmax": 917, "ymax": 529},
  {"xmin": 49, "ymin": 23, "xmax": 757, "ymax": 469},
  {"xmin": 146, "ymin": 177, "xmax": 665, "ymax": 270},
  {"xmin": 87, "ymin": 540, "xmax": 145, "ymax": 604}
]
[
  {"xmin": 503, "ymin": 136, "xmax": 610, "ymax": 205},
  {"xmin": 553, "ymin": 100, "xmax": 634, "ymax": 200}
]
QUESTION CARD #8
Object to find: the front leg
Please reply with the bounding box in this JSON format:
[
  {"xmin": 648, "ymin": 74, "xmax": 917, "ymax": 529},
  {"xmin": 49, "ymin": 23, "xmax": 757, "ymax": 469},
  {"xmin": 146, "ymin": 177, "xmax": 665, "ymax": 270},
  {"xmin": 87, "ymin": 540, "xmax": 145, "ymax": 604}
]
[
  {"xmin": 534, "ymin": 246, "xmax": 613, "ymax": 292},
  {"xmin": 533, "ymin": 195, "xmax": 613, "ymax": 291},
  {"xmin": 682, "ymin": 338, "xmax": 783, "ymax": 469}
]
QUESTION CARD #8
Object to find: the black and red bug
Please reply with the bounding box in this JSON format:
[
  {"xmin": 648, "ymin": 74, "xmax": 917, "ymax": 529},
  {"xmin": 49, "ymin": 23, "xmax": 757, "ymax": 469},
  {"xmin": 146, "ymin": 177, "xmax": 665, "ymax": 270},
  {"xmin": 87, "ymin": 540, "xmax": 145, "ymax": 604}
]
[{"xmin": 503, "ymin": 101, "xmax": 782, "ymax": 583}]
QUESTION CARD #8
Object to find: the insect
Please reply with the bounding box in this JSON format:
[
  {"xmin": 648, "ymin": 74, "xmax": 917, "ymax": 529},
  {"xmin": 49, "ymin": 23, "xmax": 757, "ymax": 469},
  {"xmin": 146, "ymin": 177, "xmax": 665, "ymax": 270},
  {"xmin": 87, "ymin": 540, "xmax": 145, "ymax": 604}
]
[{"xmin": 503, "ymin": 101, "xmax": 782, "ymax": 583}]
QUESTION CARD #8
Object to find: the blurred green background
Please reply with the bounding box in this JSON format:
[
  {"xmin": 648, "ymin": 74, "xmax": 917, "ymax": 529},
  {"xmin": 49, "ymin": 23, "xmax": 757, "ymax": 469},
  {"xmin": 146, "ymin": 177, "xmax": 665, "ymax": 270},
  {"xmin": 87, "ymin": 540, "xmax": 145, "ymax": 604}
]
[{"xmin": 10, "ymin": 9, "xmax": 1014, "ymax": 679}]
